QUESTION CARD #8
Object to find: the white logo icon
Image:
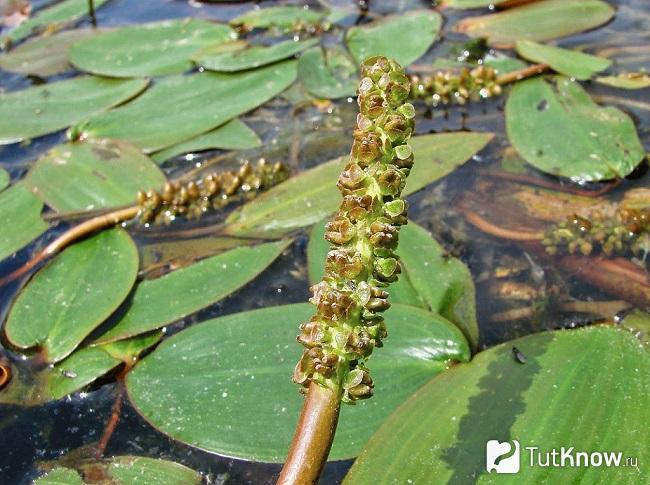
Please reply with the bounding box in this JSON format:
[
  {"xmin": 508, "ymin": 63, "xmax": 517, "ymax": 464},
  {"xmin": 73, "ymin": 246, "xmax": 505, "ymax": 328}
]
[{"xmin": 486, "ymin": 440, "xmax": 520, "ymax": 474}]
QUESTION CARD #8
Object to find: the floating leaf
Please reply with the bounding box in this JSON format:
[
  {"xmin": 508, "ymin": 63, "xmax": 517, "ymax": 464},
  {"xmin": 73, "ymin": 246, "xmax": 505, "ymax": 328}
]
[
  {"xmin": 516, "ymin": 40, "xmax": 611, "ymax": 80},
  {"xmin": 95, "ymin": 240, "xmax": 291, "ymax": 343},
  {"xmin": 442, "ymin": 0, "xmax": 510, "ymax": 8},
  {"xmin": 0, "ymin": 184, "xmax": 48, "ymax": 261},
  {"xmin": 34, "ymin": 457, "xmax": 201, "ymax": 485},
  {"xmin": 0, "ymin": 76, "xmax": 148, "ymax": 145},
  {"xmin": 126, "ymin": 303, "xmax": 469, "ymax": 461},
  {"xmin": 0, "ymin": 29, "xmax": 102, "ymax": 77},
  {"xmin": 75, "ymin": 62, "xmax": 297, "ymax": 152},
  {"xmin": 24, "ymin": 138, "xmax": 166, "ymax": 212},
  {"xmin": 4, "ymin": 228, "xmax": 139, "ymax": 363},
  {"xmin": 506, "ymin": 77, "xmax": 644, "ymax": 181},
  {"xmin": 230, "ymin": 5, "xmax": 327, "ymax": 31},
  {"xmin": 225, "ymin": 132, "xmax": 493, "ymax": 237},
  {"xmin": 596, "ymin": 72, "xmax": 650, "ymax": 89},
  {"xmin": 456, "ymin": 0, "xmax": 615, "ymax": 48},
  {"xmin": 484, "ymin": 55, "xmax": 527, "ymax": 75},
  {"xmin": 47, "ymin": 333, "xmax": 161, "ymax": 400},
  {"xmin": 0, "ymin": 0, "xmax": 109, "ymax": 48},
  {"xmin": 308, "ymin": 220, "xmax": 479, "ymax": 350},
  {"xmin": 151, "ymin": 119, "xmax": 261, "ymax": 164},
  {"xmin": 298, "ymin": 45, "xmax": 358, "ymax": 99},
  {"xmin": 393, "ymin": 222, "xmax": 478, "ymax": 350},
  {"xmin": 70, "ymin": 19, "xmax": 236, "ymax": 78},
  {"xmin": 0, "ymin": 167, "xmax": 8, "ymax": 191},
  {"xmin": 346, "ymin": 10, "xmax": 442, "ymax": 66},
  {"xmin": 345, "ymin": 326, "xmax": 649, "ymax": 484},
  {"xmin": 34, "ymin": 468, "xmax": 84, "ymax": 485},
  {"xmin": 194, "ymin": 38, "xmax": 317, "ymax": 72}
]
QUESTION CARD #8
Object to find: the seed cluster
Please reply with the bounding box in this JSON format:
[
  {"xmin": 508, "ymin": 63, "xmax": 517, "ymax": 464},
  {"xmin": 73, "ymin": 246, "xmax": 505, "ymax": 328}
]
[
  {"xmin": 543, "ymin": 208, "xmax": 649, "ymax": 258},
  {"xmin": 293, "ymin": 56, "xmax": 415, "ymax": 403},
  {"xmin": 409, "ymin": 66, "xmax": 502, "ymax": 106},
  {"xmin": 136, "ymin": 159, "xmax": 288, "ymax": 225}
]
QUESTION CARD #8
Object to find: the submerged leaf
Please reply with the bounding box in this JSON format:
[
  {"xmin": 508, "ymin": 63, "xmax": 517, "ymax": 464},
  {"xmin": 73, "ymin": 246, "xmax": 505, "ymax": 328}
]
[
  {"xmin": 34, "ymin": 468, "xmax": 85, "ymax": 485},
  {"xmin": 456, "ymin": 0, "xmax": 615, "ymax": 48},
  {"xmin": 298, "ymin": 45, "xmax": 358, "ymax": 99},
  {"xmin": 0, "ymin": 76, "xmax": 148, "ymax": 144},
  {"xmin": 126, "ymin": 303, "xmax": 469, "ymax": 461},
  {"xmin": 0, "ymin": 28, "xmax": 102, "ymax": 77},
  {"xmin": 70, "ymin": 19, "xmax": 236, "ymax": 77},
  {"xmin": 75, "ymin": 62, "xmax": 297, "ymax": 152},
  {"xmin": 225, "ymin": 133, "xmax": 493, "ymax": 237},
  {"xmin": 0, "ymin": 184, "xmax": 48, "ymax": 261},
  {"xmin": 0, "ymin": 167, "xmax": 8, "ymax": 191},
  {"xmin": 596, "ymin": 72, "xmax": 650, "ymax": 89},
  {"xmin": 151, "ymin": 119, "xmax": 261, "ymax": 164},
  {"xmin": 506, "ymin": 77, "xmax": 644, "ymax": 181},
  {"xmin": 24, "ymin": 138, "xmax": 166, "ymax": 212},
  {"xmin": 0, "ymin": 0, "xmax": 109, "ymax": 47},
  {"xmin": 346, "ymin": 10, "xmax": 442, "ymax": 66},
  {"xmin": 345, "ymin": 326, "xmax": 649, "ymax": 484},
  {"xmin": 516, "ymin": 40, "xmax": 611, "ymax": 80},
  {"xmin": 194, "ymin": 38, "xmax": 317, "ymax": 72},
  {"xmin": 95, "ymin": 240, "xmax": 291, "ymax": 343},
  {"xmin": 4, "ymin": 228, "xmax": 139, "ymax": 363}
]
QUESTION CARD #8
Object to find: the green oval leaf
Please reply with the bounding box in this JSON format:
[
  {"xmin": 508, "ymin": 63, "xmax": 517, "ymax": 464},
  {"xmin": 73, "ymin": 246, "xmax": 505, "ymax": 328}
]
[
  {"xmin": 4, "ymin": 228, "xmax": 139, "ymax": 363},
  {"xmin": 0, "ymin": 0, "xmax": 109, "ymax": 48},
  {"xmin": 75, "ymin": 62, "xmax": 297, "ymax": 153},
  {"xmin": 225, "ymin": 132, "xmax": 493, "ymax": 237},
  {"xmin": 34, "ymin": 457, "xmax": 201, "ymax": 485},
  {"xmin": 392, "ymin": 222, "xmax": 478, "ymax": 350},
  {"xmin": 126, "ymin": 303, "xmax": 469, "ymax": 461},
  {"xmin": 298, "ymin": 45, "xmax": 358, "ymax": 99},
  {"xmin": 230, "ymin": 5, "xmax": 327, "ymax": 31},
  {"xmin": 95, "ymin": 240, "xmax": 291, "ymax": 343},
  {"xmin": 24, "ymin": 138, "xmax": 166, "ymax": 212},
  {"xmin": 0, "ymin": 28, "xmax": 102, "ymax": 77},
  {"xmin": 34, "ymin": 467, "xmax": 85, "ymax": 485},
  {"xmin": 151, "ymin": 119, "xmax": 261, "ymax": 164},
  {"xmin": 506, "ymin": 77, "xmax": 644, "ymax": 181},
  {"xmin": 441, "ymin": 0, "xmax": 510, "ymax": 8},
  {"xmin": 456, "ymin": 0, "xmax": 615, "ymax": 48},
  {"xmin": 194, "ymin": 38, "xmax": 317, "ymax": 72},
  {"xmin": 346, "ymin": 10, "xmax": 442, "ymax": 66},
  {"xmin": 70, "ymin": 19, "xmax": 236, "ymax": 78},
  {"xmin": 516, "ymin": 40, "xmax": 611, "ymax": 80},
  {"xmin": 47, "ymin": 333, "xmax": 162, "ymax": 401},
  {"xmin": 0, "ymin": 76, "xmax": 148, "ymax": 144},
  {"xmin": 345, "ymin": 326, "xmax": 649, "ymax": 484},
  {"xmin": 0, "ymin": 184, "xmax": 48, "ymax": 261}
]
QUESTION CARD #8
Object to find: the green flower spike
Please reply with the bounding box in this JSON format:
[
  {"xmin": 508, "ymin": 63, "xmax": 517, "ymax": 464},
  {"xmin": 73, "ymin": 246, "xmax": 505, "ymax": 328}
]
[
  {"xmin": 293, "ymin": 56, "xmax": 415, "ymax": 403},
  {"xmin": 137, "ymin": 159, "xmax": 288, "ymax": 225},
  {"xmin": 409, "ymin": 66, "xmax": 502, "ymax": 106}
]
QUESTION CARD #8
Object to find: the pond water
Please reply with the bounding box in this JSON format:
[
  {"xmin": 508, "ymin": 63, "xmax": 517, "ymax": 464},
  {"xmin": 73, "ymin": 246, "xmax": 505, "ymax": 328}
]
[{"xmin": 0, "ymin": 0, "xmax": 648, "ymax": 484}]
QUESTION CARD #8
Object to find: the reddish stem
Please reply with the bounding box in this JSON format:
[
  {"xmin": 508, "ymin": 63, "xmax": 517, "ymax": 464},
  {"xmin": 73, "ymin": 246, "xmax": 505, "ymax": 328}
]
[{"xmin": 277, "ymin": 383, "xmax": 342, "ymax": 485}]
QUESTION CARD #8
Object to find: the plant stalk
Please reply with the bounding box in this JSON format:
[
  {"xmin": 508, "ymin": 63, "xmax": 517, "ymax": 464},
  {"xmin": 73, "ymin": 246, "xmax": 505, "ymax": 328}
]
[{"xmin": 277, "ymin": 383, "xmax": 342, "ymax": 485}]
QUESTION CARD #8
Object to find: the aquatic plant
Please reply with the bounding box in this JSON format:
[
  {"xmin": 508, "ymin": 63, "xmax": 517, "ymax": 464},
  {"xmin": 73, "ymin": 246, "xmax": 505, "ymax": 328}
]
[
  {"xmin": 279, "ymin": 55, "xmax": 415, "ymax": 483},
  {"xmin": 409, "ymin": 65, "xmax": 502, "ymax": 105},
  {"xmin": 0, "ymin": 160, "xmax": 288, "ymax": 285}
]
